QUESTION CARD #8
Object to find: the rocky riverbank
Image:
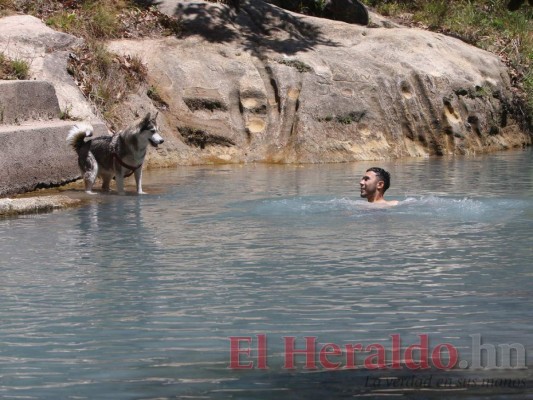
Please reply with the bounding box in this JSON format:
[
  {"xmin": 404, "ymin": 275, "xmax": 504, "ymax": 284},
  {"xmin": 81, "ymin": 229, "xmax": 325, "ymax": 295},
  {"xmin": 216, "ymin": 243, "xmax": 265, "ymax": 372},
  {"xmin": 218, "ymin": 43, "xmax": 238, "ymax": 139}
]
[{"xmin": 0, "ymin": 0, "xmax": 530, "ymax": 201}]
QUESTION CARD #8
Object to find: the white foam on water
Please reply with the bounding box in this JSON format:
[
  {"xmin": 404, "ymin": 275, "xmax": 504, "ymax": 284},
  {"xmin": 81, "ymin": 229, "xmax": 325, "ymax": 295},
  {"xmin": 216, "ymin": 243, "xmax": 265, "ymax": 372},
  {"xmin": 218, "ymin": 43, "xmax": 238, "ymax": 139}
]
[
  {"xmin": 247, "ymin": 197, "xmax": 348, "ymax": 218},
  {"xmin": 245, "ymin": 195, "xmax": 526, "ymax": 224},
  {"xmin": 399, "ymin": 195, "xmax": 487, "ymax": 216},
  {"xmin": 398, "ymin": 195, "xmax": 528, "ymax": 223}
]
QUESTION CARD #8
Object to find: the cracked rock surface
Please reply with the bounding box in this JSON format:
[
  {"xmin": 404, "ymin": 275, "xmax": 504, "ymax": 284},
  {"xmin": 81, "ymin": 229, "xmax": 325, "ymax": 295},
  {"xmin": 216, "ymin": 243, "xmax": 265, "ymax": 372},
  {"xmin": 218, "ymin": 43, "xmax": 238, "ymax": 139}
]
[{"xmin": 107, "ymin": 0, "xmax": 530, "ymax": 164}]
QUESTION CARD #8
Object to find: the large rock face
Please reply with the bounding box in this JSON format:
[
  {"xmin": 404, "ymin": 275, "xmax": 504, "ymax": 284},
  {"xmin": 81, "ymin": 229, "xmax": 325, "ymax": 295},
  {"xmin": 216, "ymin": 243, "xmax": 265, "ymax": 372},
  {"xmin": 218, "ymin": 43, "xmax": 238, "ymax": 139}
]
[
  {"xmin": 0, "ymin": 2, "xmax": 530, "ymax": 177},
  {"xmin": 107, "ymin": 0, "xmax": 530, "ymax": 165}
]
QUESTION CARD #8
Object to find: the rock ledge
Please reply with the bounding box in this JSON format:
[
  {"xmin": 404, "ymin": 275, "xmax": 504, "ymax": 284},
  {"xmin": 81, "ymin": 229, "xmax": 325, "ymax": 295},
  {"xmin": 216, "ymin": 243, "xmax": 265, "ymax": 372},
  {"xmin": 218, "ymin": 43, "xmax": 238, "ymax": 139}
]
[{"xmin": 0, "ymin": 195, "xmax": 81, "ymax": 217}]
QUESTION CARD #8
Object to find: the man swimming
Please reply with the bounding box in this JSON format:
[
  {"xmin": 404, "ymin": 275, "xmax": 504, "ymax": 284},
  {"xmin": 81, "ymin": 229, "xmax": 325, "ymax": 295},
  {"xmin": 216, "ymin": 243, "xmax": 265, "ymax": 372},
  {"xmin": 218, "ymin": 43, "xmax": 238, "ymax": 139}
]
[{"xmin": 359, "ymin": 167, "xmax": 399, "ymax": 206}]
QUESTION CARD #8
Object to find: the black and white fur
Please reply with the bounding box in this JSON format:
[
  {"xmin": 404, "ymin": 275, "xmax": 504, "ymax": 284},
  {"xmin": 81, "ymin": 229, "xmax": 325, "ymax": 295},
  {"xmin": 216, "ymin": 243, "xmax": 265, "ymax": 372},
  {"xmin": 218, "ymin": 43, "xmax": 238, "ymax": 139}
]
[{"xmin": 67, "ymin": 112, "xmax": 164, "ymax": 195}]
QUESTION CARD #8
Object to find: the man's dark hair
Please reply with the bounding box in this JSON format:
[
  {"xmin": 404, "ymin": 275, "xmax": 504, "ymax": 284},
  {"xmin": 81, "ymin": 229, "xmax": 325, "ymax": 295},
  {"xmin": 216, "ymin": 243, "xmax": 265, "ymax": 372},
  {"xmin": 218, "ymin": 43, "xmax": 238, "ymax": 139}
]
[{"xmin": 366, "ymin": 167, "xmax": 391, "ymax": 193}]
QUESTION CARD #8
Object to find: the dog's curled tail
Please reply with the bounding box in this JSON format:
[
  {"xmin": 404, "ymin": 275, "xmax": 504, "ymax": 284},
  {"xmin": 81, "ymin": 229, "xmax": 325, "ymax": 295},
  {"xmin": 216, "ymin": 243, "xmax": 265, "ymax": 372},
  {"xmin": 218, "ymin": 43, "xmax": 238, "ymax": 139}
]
[{"xmin": 67, "ymin": 123, "xmax": 94, "ymax": 152}]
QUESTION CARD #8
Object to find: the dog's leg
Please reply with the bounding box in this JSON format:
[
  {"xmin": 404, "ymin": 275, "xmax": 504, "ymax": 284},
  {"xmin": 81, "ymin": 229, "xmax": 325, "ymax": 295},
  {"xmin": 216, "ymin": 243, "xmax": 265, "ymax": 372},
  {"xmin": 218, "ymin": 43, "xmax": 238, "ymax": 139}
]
[
  {"xmin": 101, "ymin": 174, "xmax": 112, "ymax": 193},
  {"xmin": 84, "ymin": 171, "xmax": 98, "ymax": 195},
  {"xmin": 83, "ymin": 152, "xmax": 98, "ymax": 195},
  {"xmin": 115, "ymin": 169, "xmax": 125, "ymax": 195},
  {"xmin": 134, "ymin": 168, "xmax": 146, "ymax": 195}
]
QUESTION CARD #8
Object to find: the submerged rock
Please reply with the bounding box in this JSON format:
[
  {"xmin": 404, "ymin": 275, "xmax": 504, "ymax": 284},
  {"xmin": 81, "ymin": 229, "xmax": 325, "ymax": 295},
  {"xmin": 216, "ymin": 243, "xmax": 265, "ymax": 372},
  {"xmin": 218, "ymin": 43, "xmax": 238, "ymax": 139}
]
[{"xmin": 0, "ymin": 195, "xmax": 81, "ymax": 217}]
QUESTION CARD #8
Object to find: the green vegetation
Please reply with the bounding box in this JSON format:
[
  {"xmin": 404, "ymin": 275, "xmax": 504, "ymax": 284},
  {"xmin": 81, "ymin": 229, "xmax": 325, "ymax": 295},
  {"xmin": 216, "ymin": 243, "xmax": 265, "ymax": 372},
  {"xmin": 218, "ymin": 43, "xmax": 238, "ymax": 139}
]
[
  {"xmin": 46, "ymin": 11, "xmax": 78, "ymax": 32},
  {"xmin": 471, "ymin": 85, "xmax": 493, "ymax": 99},
  {"xmin": 361, "ymin": 0, "xmax": 532, "ymax": 125},
  {"xmin": 0, "ymin": 0, "xmax": 14, "ymax": 16},
  {"xmin": 0, "ymin": 53, "xmax": 30, "ymax": 80},
  {"xmin": 68, "ymin": 40, "xmax": 148, "ymax": 127},
  {"xmin": 336, "ymin": 111, "xmax": 366, "ymax": 125},
  {"xmin": 179, "ymin": 127, "xmax": 236, "ymax": 149},
  {"xmin": 297, "ymin": 0, "xmax": 328, "ymax": 15},
  {"xmin": 82, "ymin": 1, "xmax": 122, "ymax": 38},
  {"xmin": 32, "ymin": 0, "xmax": 181, "ymax": 40},
  {"xmin": 1, "ymin": 0, "xmax": 530, "ymax": 129},
  {"xmin": 59, "ymin": 104, "xmax": 75, "ymax": 120},
  {"xmin": 276, "ymin": 58, "xmax": 313, "ymax": 73},
  {"xmin": 146, "ymin": 85, "xmax": 169, "ymax": 111},
  {"xmin": 43, "ymin": 1, "xmax": 146, "ymax": 39},
  {"xmin": 455, "ymin": 85, "xmax": 498, "ymax": 99},
  {"xmin": 318, "ymin": 111, "xmax": 366, "ymax": 124},
  {"xmin": 184, "ymin": 98, "xmax": 228, "ymax": 112},
  {"xmin": 1, "ymin": 0, "xmax": 180, "ymax": 127}
]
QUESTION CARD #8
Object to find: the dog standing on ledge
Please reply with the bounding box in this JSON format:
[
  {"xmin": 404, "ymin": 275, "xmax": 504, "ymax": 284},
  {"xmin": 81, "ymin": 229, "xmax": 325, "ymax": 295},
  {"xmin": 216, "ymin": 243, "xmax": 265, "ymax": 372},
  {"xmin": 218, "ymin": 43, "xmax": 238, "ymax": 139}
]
[{"xmin": 67, "ymin": 112, "xmax": 164, "ymax": 195}]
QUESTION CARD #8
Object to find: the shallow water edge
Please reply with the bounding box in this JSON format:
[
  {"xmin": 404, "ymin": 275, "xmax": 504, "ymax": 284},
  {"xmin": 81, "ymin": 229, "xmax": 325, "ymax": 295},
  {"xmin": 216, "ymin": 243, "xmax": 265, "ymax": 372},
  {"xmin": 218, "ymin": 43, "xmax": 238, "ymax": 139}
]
[{"xmin": 0, "ymin": 148, "xmax": 531, "ymax": 399}]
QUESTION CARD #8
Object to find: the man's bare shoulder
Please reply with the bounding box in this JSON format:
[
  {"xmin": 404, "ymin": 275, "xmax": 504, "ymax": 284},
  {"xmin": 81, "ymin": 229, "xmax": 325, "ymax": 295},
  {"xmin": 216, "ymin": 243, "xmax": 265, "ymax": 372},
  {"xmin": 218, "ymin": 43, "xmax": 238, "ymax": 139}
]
[{"xmin": 374, "ymin": 199, "xmax": 399, "ymax": 207}]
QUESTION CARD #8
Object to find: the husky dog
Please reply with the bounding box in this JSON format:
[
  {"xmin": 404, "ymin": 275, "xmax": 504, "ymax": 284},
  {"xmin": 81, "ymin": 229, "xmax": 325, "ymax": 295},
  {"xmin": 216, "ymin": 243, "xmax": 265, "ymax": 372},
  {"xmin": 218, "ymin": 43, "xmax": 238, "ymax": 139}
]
[{"xmin": 67, "ymin": 112, "xmax": 164, "ymax": 195}]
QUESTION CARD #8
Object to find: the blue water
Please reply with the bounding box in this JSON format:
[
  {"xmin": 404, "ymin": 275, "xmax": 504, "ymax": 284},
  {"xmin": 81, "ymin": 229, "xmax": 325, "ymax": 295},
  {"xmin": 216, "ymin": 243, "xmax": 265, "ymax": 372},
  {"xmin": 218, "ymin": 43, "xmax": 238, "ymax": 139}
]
[{"xmin": 0, "ymin": 149, "xmax": 532, "ymax": 399}]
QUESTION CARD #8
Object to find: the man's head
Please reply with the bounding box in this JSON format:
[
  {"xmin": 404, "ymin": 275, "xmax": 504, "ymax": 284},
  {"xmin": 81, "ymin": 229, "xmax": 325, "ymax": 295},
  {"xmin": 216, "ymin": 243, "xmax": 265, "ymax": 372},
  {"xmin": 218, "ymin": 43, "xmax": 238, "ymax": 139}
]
[{"xmin": 360, "ymin": 167, "xmax": 391, "ymax": 201}]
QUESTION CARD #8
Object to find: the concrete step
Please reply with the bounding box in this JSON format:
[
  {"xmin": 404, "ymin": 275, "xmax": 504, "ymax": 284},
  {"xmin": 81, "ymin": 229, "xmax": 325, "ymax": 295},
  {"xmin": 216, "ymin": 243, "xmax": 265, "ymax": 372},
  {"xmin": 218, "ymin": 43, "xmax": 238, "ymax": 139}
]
[
  {"xmin": 0, "ymin": 80, "xmax": 61, "ymax": 124},
  {"xmin": 0, "ymin": 120, "xmax": 108, "ymax": 196}
]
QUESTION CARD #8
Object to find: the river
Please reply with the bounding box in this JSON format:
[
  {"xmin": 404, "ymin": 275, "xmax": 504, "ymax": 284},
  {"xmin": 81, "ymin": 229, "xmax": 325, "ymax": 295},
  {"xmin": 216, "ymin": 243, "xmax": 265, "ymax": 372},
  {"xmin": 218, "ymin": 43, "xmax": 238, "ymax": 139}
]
[{"xmin": 0, "ymin": 149, "xmax": 532, "ymax": 399}]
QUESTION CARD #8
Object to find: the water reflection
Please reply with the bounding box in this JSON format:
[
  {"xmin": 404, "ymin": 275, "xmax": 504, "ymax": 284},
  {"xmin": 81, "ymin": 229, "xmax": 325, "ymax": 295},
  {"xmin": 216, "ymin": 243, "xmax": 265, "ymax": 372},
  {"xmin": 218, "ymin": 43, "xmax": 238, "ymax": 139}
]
[{"xmin": 0, "ymin": 149, "xmax": 531, "ymax": 399}]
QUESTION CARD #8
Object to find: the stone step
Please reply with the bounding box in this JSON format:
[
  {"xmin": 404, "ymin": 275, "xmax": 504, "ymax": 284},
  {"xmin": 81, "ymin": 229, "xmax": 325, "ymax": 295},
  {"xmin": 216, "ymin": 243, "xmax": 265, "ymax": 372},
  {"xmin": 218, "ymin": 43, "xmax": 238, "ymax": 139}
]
[
  {"xmin": 0, "ymin": 120, "xmax": 108, "ymax": 196},
  {"xmin": 0, "ymin": 80, "xmax": 61, "ymax": 124}
]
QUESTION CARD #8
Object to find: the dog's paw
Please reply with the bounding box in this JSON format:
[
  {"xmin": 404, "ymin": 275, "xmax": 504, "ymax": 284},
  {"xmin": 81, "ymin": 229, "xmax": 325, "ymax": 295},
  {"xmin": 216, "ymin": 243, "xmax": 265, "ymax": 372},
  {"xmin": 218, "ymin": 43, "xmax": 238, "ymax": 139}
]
[
  {"xmin": 85, "ymin": 191, "xmax": 98, "ymax": 195},
  {"xmin": 137, "ymin": 191, "xmax": 148, "ymax": 195}
]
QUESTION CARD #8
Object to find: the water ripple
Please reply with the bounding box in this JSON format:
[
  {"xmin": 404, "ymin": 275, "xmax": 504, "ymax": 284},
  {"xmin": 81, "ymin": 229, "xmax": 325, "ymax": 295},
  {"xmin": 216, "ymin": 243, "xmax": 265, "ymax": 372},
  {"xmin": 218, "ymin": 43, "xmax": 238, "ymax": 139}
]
[{"xmin": 0, "ymin": 150, "xmax": 532, "ymax": 398}]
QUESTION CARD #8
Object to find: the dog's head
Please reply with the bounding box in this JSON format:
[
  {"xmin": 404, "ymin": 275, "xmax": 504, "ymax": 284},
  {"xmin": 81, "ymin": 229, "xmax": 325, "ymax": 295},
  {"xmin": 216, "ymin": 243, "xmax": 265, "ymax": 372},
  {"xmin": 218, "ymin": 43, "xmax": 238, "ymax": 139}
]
[{"xmin": 139, "ymin": 112, "xmax": 164, "ymax": 148}]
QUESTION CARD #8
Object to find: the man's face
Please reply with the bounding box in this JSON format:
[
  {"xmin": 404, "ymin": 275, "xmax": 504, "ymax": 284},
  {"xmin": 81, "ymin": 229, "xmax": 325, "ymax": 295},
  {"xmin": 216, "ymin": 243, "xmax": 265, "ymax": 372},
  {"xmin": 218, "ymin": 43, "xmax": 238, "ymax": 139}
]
[{"xmin": 360, "ymin": 170, "xmax": 383, "ymax": 199}]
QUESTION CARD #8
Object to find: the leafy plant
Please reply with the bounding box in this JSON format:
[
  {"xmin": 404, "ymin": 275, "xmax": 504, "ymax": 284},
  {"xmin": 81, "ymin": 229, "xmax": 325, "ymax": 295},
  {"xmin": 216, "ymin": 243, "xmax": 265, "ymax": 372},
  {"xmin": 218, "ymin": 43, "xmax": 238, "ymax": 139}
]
[
  {"xmin": 295, "ymin": 0, "xmax": 329, "ymax": 16},
  {"xmin": 413, "ymin": 0, "xmax": 449, "ymax": 28},
  {"xmin": 68, "ymin": 39, "xmax": 147, "ymax": 127},
  {"xmin": 147, "ymin": 85, "xmax": 169, "ymax": 110},
  {"xmin": 276, "ymin": 58, "xmax": 313, "ymax": 73},
  {"xmin": 375, "ymin": 2, "xmax": 407, "ymax": 16},
  {"xmin": 158, "ymin": 12, "xmax": 182, "ymax": 36},
  {"xmin": 82, "ymin": 1, "xmax": 123, "ymax": 38},
  {"xmin": 184, "ymin": 98, "xmax": 227, "ymax": 112},
  {"xmin": 179, "ymin": 126, "xmax": 236, "ymax": 149},
  {"xmin": 10, "ymin": 59, "xmax": 30, "ymax": 79},
  {"xmin": 336, "ymin": 111, "xmax": 366, "ymax": 125},
  {"xmin": 0, "ymin": 53, "xmax": 30, "ymax": 80},
  {"xmin": 524, "ymin": 69, "xmax": 533, "ymax": 111},
  {"xmin": 46, "ymin": 11, "xmax": 78, "ymax": 31},
  {"xmin": 59, "ymin": 104, "xmax": 77, "ymax": 120}
]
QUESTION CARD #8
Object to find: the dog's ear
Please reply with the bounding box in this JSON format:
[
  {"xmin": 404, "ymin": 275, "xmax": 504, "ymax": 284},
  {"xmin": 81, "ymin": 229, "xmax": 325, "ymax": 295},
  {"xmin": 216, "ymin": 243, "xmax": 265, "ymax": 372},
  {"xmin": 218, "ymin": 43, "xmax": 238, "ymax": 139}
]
[
  {"xmin": 141, "ymin": 112, "xmax": 151, "ymax": 127},
  {"xmin": 137, "ymin": 112, "xmax": 151, "ymax": 132},
  {"xmin": 152, "ymin": 111, "xmax": 159, "ymax": 122}
]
